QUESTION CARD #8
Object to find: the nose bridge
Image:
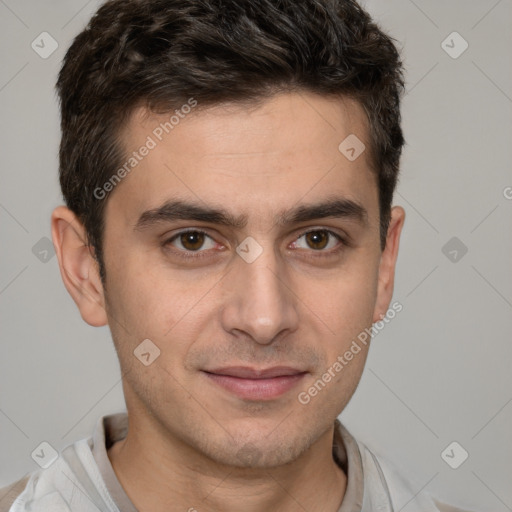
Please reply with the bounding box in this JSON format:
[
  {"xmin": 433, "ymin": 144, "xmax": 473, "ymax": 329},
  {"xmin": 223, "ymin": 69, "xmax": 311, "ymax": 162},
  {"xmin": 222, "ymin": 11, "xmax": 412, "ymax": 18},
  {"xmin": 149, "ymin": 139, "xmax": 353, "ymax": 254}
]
[{"xmin": 220, "ymin": 239, "xmax": 299, "ymax": 344}]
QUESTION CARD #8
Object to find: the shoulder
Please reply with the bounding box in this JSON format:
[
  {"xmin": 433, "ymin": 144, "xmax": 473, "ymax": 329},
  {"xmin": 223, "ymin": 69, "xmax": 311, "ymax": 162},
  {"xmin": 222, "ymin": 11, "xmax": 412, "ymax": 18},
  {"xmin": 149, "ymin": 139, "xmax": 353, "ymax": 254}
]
[
  {"xmin": 355, "ymin": 437, "xmax": 477, "ymax": 512},
  {"xmin": 0, "ymin": 414, "xmax": 124, "ymax": 512},
  {"xmin": 0, "ymin": 475, "xmax": 30, "ymax": 512},
  {"xmin": 0, "ymin": 440, "xmax": 92, "ymax": 512}
]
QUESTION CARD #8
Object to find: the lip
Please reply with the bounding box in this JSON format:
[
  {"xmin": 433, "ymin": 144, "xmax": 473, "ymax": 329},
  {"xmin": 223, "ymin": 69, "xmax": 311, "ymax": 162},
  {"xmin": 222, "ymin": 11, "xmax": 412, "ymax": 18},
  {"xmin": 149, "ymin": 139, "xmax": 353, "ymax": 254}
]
[{"xmin": 203, "ymin": 366, "xmax": 307, "ymax": 400}]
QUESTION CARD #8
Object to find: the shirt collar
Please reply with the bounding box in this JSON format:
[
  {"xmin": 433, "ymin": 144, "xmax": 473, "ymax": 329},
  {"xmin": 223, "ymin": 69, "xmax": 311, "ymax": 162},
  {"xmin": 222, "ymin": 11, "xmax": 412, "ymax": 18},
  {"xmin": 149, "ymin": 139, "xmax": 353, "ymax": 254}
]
[{"xmin": 90, "ymin": 412, "xmax": 138, "ymax": 512}]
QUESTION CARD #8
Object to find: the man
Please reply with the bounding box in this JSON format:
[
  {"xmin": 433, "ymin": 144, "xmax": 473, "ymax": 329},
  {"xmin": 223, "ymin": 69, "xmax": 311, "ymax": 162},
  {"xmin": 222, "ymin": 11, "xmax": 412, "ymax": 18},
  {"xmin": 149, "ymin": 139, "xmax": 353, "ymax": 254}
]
[{"xmin": 0, "ymin": 0, "xmax": 474, "ymax": 510}]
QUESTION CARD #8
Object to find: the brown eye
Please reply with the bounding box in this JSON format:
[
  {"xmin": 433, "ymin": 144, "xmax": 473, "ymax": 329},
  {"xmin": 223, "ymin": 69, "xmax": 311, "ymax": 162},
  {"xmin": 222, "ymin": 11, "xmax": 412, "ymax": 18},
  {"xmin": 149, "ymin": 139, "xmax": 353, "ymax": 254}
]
[
  {"xmin": 291, "ymin": 229, "xmax": 344, "ymax": 256},
  {"xmin": 164, "ymin": 230, "xmax": 217, "ymax": 255},
  {"xmin": 305, "ymin": 230, "xmax": 329, "ymax": 250},
  {"xmin": 179, "ymin": 231, "xmax": 205, "ymax": 251}
]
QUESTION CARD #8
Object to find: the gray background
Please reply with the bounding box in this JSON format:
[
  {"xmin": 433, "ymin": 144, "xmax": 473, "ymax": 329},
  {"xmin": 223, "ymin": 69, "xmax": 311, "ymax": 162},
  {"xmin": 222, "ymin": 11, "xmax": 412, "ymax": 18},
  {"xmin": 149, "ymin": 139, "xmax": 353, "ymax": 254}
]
[{"xmin": 1, "ymin": 0, "xmax": 511, "ymax": 510}]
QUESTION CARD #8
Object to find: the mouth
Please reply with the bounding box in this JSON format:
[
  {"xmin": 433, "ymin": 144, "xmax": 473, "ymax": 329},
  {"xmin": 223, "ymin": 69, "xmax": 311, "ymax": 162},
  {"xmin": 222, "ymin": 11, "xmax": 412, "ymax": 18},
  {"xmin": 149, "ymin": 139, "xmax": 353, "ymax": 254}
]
[{"xmin": 202, "ymin": 366, "xmax": 308, "ymax": 401}]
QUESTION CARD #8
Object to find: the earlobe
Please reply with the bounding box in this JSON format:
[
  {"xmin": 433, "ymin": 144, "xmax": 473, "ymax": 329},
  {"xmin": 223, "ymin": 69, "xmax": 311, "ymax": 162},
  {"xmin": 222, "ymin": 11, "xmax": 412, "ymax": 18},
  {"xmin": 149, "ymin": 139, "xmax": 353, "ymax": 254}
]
[
  {"xmin": 51, "ymin": 205, "xmax": 108, "ymax": 327},
  {"xmin": 373, "ymin": 206, "xmax": 405, "ymax": 323}
]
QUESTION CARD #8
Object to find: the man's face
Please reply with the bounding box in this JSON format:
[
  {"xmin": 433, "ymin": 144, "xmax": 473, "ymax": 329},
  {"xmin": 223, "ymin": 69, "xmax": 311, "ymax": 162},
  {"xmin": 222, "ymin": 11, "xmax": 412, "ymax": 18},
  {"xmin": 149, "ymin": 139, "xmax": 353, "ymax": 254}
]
[{"xmin": 94, "ymin": 92, "xmax": 400, "ymax": 467}]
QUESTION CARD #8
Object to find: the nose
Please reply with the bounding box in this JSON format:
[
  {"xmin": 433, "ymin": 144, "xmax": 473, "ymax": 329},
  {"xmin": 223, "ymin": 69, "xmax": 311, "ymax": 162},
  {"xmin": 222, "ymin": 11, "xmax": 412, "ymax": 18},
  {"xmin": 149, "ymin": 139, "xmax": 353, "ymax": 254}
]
[{"xmin": 219, "ymin": 244, "xmax": 300, "ymax": 345}]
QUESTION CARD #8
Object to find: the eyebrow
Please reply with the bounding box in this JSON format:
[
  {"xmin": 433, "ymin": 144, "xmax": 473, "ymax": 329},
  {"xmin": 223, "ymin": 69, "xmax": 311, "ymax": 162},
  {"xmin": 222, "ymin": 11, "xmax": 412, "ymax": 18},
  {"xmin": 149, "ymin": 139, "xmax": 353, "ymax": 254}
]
[{"xmin": 134, "ymin": 196, "xmax": 368, "ymax": 231}]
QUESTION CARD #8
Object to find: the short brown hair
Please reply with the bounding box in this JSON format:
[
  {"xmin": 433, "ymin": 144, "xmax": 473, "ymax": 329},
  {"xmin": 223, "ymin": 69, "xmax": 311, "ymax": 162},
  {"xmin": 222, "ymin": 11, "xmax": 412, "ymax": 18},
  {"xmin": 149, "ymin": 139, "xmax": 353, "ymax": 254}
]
[{"xmin": 56, "ymin": 0, "xmax": 405, "ymax": 282}]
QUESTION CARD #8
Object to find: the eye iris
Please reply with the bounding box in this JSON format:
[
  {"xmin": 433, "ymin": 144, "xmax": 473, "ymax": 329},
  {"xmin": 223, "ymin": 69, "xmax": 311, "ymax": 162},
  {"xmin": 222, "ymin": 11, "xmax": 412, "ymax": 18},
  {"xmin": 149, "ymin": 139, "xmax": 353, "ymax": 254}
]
[
  {"xmin": 306, "ymin": 231, "xmax": 328, "ymax": 250},
  {"xmin": 181, "ymin": 231, "xmax": 205, "ymax": 251}
]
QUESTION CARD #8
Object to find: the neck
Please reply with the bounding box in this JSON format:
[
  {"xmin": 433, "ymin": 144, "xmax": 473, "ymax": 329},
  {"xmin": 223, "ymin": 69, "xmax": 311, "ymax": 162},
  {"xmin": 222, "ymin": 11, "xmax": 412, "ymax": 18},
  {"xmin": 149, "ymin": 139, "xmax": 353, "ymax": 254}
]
[{"xmin": 108, "ymin": 414, "xmax": 347, "ymax": 512}]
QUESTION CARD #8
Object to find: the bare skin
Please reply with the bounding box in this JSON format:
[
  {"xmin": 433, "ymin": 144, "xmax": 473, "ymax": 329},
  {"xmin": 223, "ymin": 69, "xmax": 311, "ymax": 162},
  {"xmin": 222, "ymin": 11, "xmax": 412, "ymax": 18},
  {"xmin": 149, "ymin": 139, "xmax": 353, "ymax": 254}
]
[{"xmin": 51, "ymin": 91, "xmax": 405, "ymax": 511}]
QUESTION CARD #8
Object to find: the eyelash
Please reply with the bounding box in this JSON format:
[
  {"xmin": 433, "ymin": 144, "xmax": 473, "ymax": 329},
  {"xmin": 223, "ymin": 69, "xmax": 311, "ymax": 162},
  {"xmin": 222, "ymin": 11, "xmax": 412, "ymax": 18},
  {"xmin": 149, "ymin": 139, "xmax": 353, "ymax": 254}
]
[{"xmin": 162, "ymin": 228, "xmax": 347, "ymax": 260}]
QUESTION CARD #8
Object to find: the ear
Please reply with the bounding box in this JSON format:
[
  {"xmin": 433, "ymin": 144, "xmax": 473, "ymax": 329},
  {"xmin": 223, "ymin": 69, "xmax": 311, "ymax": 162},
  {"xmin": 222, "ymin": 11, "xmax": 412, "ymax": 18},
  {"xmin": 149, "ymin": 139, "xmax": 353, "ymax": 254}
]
[
  {"xmin": 373, "ymin": 206, "xmax": 405, "ymax": 323},
  {"xmin": 51, "ymin": 205, "xmax": 108, "ymax": 327}
]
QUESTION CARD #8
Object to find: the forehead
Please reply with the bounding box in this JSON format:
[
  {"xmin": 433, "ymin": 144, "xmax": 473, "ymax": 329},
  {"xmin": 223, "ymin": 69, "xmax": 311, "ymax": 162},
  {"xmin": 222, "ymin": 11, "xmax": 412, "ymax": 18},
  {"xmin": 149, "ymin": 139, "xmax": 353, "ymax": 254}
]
[{"xmin": 108, "ymin": 92, "xmax": 378, "ymax": 226}]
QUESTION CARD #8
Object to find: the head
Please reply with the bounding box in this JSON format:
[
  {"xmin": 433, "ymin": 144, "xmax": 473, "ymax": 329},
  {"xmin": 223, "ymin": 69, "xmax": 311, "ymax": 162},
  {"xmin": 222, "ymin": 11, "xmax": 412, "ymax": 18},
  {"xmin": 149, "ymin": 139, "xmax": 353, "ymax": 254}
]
[{"xmin": 52, "ymin": 0, "xmax": 406, "ymax": 469}]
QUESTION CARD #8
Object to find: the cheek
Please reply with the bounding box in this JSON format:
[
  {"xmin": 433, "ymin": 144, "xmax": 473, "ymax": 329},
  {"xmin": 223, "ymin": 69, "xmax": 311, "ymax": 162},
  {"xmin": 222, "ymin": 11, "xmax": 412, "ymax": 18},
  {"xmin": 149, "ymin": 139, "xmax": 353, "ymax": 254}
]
[
  {"xmin": 296, "ymin": 271, "xmax": 377, "ymax": 412},
  {"xmin": 103, "ymin": 246, "xmax": 223, "ymax": 368},
  {"xmin": 295, "ymin": 258, "xmax": 379, "ymax": 344}
]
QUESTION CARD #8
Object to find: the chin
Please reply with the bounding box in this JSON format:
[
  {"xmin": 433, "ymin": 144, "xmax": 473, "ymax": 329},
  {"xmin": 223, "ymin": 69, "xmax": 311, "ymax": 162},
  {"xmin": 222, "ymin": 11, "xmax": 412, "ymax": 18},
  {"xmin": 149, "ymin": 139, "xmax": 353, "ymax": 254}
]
[
  {"xmin": 212, "ymin": 441, "xmax": 306, "ymax": 469},
  {"xmin": 201, "ymin": 422, "xmax": 323, "ymax": 469}
]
